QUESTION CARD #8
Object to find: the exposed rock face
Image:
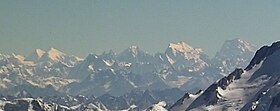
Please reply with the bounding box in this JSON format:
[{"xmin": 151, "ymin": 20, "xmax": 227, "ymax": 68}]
[{"xmin": 245, "ymin": 41, "xmax": 280, "ymax": 71}]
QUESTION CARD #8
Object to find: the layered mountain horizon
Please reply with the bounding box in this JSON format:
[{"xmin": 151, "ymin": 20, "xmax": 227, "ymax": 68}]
[
  {"xmin": 0, "ymin": 38, "xmax": 259, "ymax": 110},
  {"xmin": 5, "ymin": 38, "xmax": 255, "ymax": 60}
]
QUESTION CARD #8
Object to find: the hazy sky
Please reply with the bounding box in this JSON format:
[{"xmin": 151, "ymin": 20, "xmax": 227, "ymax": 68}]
[{"xmin": 1, "ymin": 0, "xmax": 280, "ymax": 57}]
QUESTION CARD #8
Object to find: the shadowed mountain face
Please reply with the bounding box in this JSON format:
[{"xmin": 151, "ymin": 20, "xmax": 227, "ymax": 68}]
[
  {"xmin": 0, "ymin": 39, "xmax": 258, "ymax": 110},
  {"xmin": 170, "ymin": 41, "xmax": 280, "ymax": 111},
  {"xmin": 212, "ymin": 38, "xmax": 257, "ymax": 74}
]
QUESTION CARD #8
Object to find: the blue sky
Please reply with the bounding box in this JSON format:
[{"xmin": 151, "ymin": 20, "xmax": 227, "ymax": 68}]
[{"xmin": 0, "ymin": 0, "xmax": 280, "ymax": 57}]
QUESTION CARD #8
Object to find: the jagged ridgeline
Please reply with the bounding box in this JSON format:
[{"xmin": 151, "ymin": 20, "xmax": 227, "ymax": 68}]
[{"xmin": 0, "ymin": 39, "xmax": 257, "ymax": 110}]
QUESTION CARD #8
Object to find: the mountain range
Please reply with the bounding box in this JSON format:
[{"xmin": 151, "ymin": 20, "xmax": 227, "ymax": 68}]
[{"xmin": 0, "ymin": 38, "xmax": 258, "ymax": 110}]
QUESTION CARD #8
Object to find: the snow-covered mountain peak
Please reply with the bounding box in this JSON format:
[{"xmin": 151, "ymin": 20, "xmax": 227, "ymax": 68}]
[
  {"xmin": 164, "ymin": 42, "xmax": 206, "ymax": 64},
  {"xmin": 221, "ymin": 38, "xmax": 256, "ymax": 54},
  {"xmin": 117, "ymin": 45, "xmax": 154, "ymax": 64},
  {"xmin": 37, "ymin": 48, "xmax": 66, "ymax": 62},
  {"xmin": 168, "ymin": 42, "xmax": 199, "ymax": 54},
  {"xmin": 47, "ymin": 48, "xmax": 66, "ymax": 60},
  {"xmin": 213, "ymin": 38, "xmax": 257, "ymax": 74},
  {"xmin": 35, "ymin": 49, "xmax": 46, "ymax": 58}
]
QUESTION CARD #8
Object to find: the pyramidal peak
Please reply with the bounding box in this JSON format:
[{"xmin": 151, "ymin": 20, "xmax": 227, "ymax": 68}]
[
  {"xmin": 167, "ymin": 42, "xmax": 203, "ymax": 56},
  {"xmin": 47, "ymin": 48, "xmax": 65, "ymax": 56},
  {"xmin": 168, "ymin": 41, "xmax": 202, "ymax": 54},
  {"xmin": 35, "ymin": 49, "xmax": 46, "ymax": 58},
  {"xmin": 48, "ymin": 48, "xmax": 65, "ymax": 60},
  {"xmin": 40, "ymin": 48, "xmax": 66, "ymax": 61},
  {"xmin": 213, "ymin": 38, "xmax": 257, "ymax": 73}
]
